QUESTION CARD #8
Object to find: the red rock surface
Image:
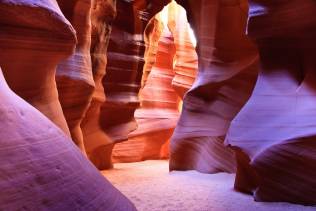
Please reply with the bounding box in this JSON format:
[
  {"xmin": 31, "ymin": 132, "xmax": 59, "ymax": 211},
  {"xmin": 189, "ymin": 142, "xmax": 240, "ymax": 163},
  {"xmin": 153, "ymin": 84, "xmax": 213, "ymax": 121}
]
[
  {"xmin": 225, "ymin": 0, "xmax": 316, "ymax": 205},
  {"xmin": 112, "ymin": 27, "xmax": 179, "ymax": 162},
  {"xmin": 167, "ymin": 1, "xmax": 198, "ymax": 98},
  {"xmin": 56, "ymin": 0, "xmax": 95, "ymax": 154},
  {"xmin": 170, "ymin": 0, "xmax": 258, "ymax": 173},
  {"xmin": 102, "ymin": 0, "xmax": 168, "ymax": 142},
  {"xmin": 81, "ymin": 0, "xmax": 117, "ymax": 169},
  {"xmin": 84, "ymin": 0, "xmax": 171, "ymax": 169},
  {"xmin": 112, "ymin": 1, "xmax": 197, "ymax": 163},
  {"xmin": 1, "ymin": 0, "xmax": 315, "ymax": 207}
]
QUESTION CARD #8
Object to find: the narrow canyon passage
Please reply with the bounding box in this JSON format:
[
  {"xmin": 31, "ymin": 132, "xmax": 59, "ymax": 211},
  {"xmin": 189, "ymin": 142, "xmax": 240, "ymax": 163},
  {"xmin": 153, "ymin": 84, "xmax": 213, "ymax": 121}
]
[{"xmin": 1, "ymin": 0, "xmax": 316, "ymax": 210}]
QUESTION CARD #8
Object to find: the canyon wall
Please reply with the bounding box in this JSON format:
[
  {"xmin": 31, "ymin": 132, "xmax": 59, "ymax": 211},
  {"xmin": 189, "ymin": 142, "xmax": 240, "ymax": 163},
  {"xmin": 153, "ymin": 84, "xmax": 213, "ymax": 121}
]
[
  {"xmin": 81, "ymin": 0, "xmax": 117, "ymax": 169},
  {"xmin": 168, "ymin": 1, "xmax": 197, "ymax": 98},
  {"xmin": 1, "ymin": 0, "xmax": 315, "ymax": 207},
  {"xmin": 171, "ymin": 0, "xmax": 258, "ymax": 173},
  {"xmin": 56, "ymin": 0, "xmax": 95, "ymax": 154},
  {"xmin": 0, "ymin": 67, "xmax": 136, "ymax": 211},
  {"xmin": 0, "ymin": 0, "xmax": 75, "ymax": 137},
  {"xmin": 83, "ymin": 0, "xmax": 171, "ymax": 168},
  {"xmin": 112, "ymin": 25, "xmax": 178, "ymax": 162},
  {"xmin": 0, "ymin": 0, "xmax": 136, "ymax": 209},
  {"xmin": 112, "ymin": 1, "xmax": 197, "ymax": 163},
  {"xmin": 225, "ymin": 0, "xmax": 316, "ymax": 205},
  {"xmin": 101, "ymin": 0, "xmax": 172, "ymax": 141}
]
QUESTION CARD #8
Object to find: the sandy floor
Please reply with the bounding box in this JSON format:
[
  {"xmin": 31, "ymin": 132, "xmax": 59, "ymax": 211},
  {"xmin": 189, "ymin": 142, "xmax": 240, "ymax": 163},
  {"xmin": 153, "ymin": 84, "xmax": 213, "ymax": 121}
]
[{"xmin": 102, "ymin": 160, "xmax": 316, "ymax": 211}]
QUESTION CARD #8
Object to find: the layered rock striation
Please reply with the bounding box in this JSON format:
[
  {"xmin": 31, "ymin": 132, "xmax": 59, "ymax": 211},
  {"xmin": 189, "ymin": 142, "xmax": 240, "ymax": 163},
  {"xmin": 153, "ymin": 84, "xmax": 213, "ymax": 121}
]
[
  {"xmin": 85, "ymin": 0, "xmax": 171, "ymax": 169},
  {"xmin": 56, "ymin": 0, "xmax": 95, "ymax": 154},
  {"xmin": 0, "ymin": 0, "xmax": 136, "ymax": 209},
  {"xmin": 225, "ymin": 0, "xmax": 316, "ymax": 205},
  {"xmin": 171, "ymin": 0, "xmax": 258, "ymax": 173},
  {"xmin": 81, "ymin": 0, "xmax": 117, "ymax": 169},
  {"xmin": 112, "ymin": 1, "xmax": 197, "ymax": 162},
  {"xmin": 0, "ymin": 67, "xmax": 136, "ymax": 210},
  {"xmin": 0, "ymin": 0, "xmax": 75, "ymax": 136}
]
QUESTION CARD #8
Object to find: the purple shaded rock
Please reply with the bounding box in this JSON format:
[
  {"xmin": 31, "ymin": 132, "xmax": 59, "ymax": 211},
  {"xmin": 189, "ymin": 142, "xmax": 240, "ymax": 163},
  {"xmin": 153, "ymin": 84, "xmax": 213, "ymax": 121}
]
[
  {"xmin": 226, "ymin": 0, "xmax": 316, "ymax": 205},
  {"xmin": 0, "ymin": 67, "xmax": 136, "ymax": 210},
  {"xmin": 171, "ymin": 0, "xmax": 258, "ymax": 173}
]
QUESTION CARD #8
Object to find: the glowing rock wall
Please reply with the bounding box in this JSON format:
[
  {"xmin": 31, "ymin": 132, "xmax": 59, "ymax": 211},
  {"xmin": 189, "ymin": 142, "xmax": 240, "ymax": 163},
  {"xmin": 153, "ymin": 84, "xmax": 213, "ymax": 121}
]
[
  {"xmin": 112, "ymin": 1, "xmax": 197, "ymax": 163},
  {"xmin": 81, "ymin": 0, "xmax": 117, "ymax": 169},
  {"xmin": 85, "ymin": 0, "xmax": 172, "ymax": 168}
]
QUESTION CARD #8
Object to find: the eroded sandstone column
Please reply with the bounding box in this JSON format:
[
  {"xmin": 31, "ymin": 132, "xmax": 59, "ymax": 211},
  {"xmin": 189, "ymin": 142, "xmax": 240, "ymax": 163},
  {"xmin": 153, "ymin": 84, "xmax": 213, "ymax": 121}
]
[
  {"xmin": 81, "ymin": 0, "xmax": 117, "ymax": 169},
  {"xmin": 168, "ymin": 0, "xmax": 198, "ymax": 98},
  {"xmin": 225, "ymin": 0, "xmax": 316, "ymax": 205},
  {"xmin": 170, "ymin": 0, "xmax": 258, "ymax": 173},
  {"xmin": 56, "ymin": 0, "xmax": 95, "ymax": 154},
  {"xmin": 0, "ymin": 0, "xmax": 74, "ymax": 136}
]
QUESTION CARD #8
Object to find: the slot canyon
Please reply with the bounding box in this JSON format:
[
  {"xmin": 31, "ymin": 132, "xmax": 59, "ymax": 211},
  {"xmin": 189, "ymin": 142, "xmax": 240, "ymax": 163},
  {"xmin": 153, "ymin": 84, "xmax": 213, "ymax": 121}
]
[{"xmin": 0, "ymin": 0, "xmax": 315, "ymax": 210}]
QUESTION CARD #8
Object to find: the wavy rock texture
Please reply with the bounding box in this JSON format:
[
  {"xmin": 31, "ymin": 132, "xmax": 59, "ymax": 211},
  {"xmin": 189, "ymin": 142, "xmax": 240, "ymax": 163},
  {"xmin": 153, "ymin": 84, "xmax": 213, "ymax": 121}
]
[
  {"xmin": 112, "ymin": 1, "xmax": 197, "ymax": 163},
  {"xmin": 102, "ymin": 0, "xmax": 172, "ymax": 141},
  {"xmin": 87, "ymin": 0, "xmax": 171, "ymax": 169},
  {"xmin": 56, "ymin": 0, "xmax": 94, "ymax": 154},
  {"xmin": 81, "ymin": 0, "xmax": 117, "ymax": 169},
  {"xmin": 0, "ymin": 67, "xmax": 136, "ymax": 211},
  {"xmin": 167, "ymin": 1, "xmax": 198, "ymax": 98},
  {"xmin": 170, "ymin": 0, "xmax": 258, "ymax": 173},
  {"xmin": 112, "ymin": 27, "xmax": 179, "ymax": 162},
  {"xmin": 141, "ymin": 0, "xmax": 197, "ymax": 97},
  {"xmin": 225, "ymin": 0, "xmax": 316, "ymax": 205},
  {"xmin": 0, "ymin": 0, "xmax": 75, "ymax": 136}
]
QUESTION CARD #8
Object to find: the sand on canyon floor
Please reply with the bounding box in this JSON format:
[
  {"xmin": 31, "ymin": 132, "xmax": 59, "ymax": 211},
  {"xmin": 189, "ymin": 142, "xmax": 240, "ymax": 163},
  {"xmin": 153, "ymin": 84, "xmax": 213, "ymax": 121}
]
[{"xmin": 102, "ymin": 160, "xmax": 316, "ymax": 211}]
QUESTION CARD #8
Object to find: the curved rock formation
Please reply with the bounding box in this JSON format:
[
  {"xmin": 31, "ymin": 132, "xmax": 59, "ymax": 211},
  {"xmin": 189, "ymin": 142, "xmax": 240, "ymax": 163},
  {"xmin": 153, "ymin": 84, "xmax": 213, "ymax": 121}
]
[
  {"xmin": 102, "ymin": 0, "xmax": 172, "ymax": 142},
  {"xmin": 84, "ymin": 0, "xmax": 171, "ymax": 169},
  {"xmin": 112, "ymin": 1, "xmax": 197, "ymax": 162},
  {"xmin": 167, "ymin": 1, "xmax": 197, "ymax": 98},
  {"xmin": 225, "ymin": 0, "xmax": 316, "ymax": 205},
  {"xmin": 141, "ymin": 0, "xmax": 197, "ymax": 97},
  {"xmin": 81, "ymin": 0, "xmax": 117, "ymax": 169},
  {"xmin": 0, "ymin": 67, "xmax": 136, "ymax": 210},
  {"xmin": 0, "ymin": 0, "xmax": 75, "ymax": 136},
  {"xmin": 112, "ymin": 26, "xmax": 179, "ymax": 162},
  {"xmin": 56, "ymin": 0, "xmax": 95, "ymax": 154},
  {"xmin": 170, "ymin": 0, "xmax": 258, "ymax": 173}
]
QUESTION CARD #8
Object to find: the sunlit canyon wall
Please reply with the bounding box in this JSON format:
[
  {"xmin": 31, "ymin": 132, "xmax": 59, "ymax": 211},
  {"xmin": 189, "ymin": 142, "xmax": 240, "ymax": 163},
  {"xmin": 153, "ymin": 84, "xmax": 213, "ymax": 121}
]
[
  {"xmin": 85, "ymin": 0, "xmax": 176, "ymax": 168},
  {"xmin": 56, "ymin": 0, "xmax": 95, "ymax": 155},
  {"xmin": 112, "ymin": 1, "xmax": 198, "ymax": 163},
  {"xmin": 81, "ymin": 0, "xmax": 117, "ymax": 169}
]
